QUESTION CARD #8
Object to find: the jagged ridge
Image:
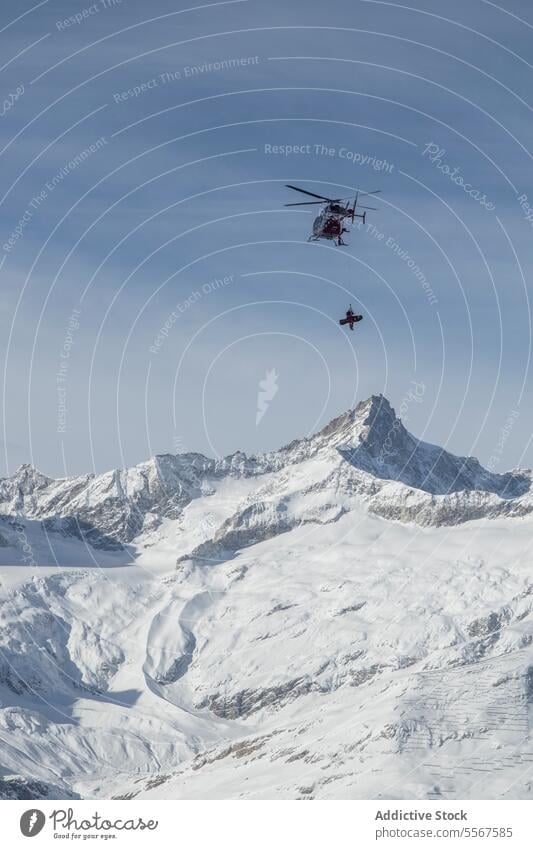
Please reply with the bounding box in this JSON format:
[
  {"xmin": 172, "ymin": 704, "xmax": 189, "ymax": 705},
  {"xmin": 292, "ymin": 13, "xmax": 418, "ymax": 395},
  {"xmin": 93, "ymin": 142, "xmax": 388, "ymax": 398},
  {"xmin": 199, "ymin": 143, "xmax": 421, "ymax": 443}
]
[{"xmin": 0, "ymin": 395, "xmax": 531, "ymax": 558}]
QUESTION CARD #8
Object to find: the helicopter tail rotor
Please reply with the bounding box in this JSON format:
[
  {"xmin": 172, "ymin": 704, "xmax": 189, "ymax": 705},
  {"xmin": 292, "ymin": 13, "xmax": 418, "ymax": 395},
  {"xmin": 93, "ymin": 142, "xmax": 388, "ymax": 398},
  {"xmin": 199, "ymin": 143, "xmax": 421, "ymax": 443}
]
[{"xmin": 351, "ymin": 192, "xmax": 358, "ymax": 222}]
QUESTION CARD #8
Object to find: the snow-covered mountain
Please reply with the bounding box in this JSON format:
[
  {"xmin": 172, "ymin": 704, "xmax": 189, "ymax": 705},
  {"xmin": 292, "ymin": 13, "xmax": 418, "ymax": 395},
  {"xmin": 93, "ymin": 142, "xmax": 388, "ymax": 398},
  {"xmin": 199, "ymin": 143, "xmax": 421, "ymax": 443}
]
[
  {"xmin": 0, "ymin": 395, "xmax": 530, "ymax": 562},
  {"xmin": 1, "ymin": 395, "xmax": 532, "ymax": 800}
]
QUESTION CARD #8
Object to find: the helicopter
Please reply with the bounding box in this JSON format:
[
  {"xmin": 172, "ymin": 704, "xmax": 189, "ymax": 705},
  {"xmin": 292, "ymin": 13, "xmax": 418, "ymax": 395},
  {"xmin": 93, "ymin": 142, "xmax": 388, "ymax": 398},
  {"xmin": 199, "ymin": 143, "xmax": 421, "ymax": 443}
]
[
  {"xmin": 285, "ymin": 184, "xmax": 381, "ymax": 245},
  {"xmin": 339, "ymin": 305, "xmax": 363, "ymax": 331}
]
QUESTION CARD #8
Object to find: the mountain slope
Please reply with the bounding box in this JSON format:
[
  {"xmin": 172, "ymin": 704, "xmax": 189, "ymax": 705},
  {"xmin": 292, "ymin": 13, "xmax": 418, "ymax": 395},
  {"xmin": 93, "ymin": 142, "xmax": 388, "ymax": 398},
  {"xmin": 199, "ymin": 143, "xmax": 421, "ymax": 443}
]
[{"xmin": 2, "ymin": 511, "xmax": 533, "ymax": 800}]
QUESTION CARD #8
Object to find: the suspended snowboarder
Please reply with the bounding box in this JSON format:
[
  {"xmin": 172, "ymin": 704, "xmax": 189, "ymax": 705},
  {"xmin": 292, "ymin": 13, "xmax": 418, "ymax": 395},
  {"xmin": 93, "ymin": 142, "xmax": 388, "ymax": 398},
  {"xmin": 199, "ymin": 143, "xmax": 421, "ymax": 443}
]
[{"xmin": 339, "ymin": 305, "xmax": 363, "ymax": 331}]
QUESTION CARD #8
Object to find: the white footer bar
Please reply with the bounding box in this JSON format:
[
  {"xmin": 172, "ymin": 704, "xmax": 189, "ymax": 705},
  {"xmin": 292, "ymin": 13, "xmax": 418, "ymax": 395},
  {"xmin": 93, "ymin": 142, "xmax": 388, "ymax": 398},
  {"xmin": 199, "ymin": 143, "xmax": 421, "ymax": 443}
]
[{"xmin": 3, "ymin": 799, "xmax": 532, "ymax": 848}]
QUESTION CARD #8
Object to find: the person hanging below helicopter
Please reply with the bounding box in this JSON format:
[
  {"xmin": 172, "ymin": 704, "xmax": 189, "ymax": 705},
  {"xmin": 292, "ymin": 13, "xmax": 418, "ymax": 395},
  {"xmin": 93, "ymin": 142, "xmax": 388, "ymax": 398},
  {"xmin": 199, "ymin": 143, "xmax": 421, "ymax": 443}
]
[{"xmin": 339, "ymin": 305, "xmax": 363, "ymax": 331}]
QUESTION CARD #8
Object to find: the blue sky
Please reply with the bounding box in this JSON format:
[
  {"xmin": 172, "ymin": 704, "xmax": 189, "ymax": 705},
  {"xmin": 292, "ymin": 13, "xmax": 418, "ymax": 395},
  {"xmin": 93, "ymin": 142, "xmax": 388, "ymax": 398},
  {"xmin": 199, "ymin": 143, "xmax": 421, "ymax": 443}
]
[{"xmin": 1, "ymin": 0, "xmax": 533, "ymax": 476}]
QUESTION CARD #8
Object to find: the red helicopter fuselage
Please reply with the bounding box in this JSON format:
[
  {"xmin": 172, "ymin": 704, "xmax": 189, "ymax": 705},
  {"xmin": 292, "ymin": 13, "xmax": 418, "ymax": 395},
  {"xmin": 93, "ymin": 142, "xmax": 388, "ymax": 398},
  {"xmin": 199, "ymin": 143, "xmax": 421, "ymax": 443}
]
[{"xmin": 284, "ymin": 185, "xmax": 380, "ymax": 246}]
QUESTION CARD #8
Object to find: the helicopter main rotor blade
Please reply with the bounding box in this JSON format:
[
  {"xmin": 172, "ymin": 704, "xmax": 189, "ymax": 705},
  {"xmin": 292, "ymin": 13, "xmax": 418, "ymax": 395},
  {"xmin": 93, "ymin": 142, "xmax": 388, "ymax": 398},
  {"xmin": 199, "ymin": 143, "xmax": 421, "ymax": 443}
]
[
  {"xmin": 285, "ymin": 184, "xmax": 339, "ymax": 202},
  {"xmin": 356, "ymin": 205, "xmax": 378, "ymax": 210},
  {"xmin": 284, "ymin": 201, "xmax": 327, "ymax": 206},
  {"xmin": 356, "ymin": 190, "xmax": 382, "ymax": 197}
]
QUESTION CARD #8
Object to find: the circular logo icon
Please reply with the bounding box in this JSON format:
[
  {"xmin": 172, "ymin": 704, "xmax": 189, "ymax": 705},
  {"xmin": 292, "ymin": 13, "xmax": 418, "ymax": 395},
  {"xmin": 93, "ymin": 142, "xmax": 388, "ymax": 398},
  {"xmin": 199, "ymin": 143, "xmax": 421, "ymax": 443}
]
[{"xmin": 20, "ymin": 809, "xmax": 46, "ymax": 838}]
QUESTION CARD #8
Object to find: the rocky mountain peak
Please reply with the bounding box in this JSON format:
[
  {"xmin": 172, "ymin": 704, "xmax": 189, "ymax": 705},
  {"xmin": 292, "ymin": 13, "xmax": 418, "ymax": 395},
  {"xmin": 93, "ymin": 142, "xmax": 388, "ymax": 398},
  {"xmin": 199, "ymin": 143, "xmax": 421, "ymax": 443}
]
[
  {"xmin": 307, "ymin": 394, "xmax": 399, "ymax": 452},
  {"xmin": 354, "ymin": 393, "xmax": 400, "ymax": 443},
  {"xmin": 5, "ymin": 464, "xmax": 51, "ymax": 492}
]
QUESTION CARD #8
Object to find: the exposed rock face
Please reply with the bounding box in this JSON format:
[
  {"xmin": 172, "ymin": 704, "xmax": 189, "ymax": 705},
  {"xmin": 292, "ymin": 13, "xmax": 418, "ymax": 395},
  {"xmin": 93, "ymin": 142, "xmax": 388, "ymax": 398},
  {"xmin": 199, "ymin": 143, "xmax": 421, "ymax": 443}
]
[
  {"xmin": 0, "ymin": 777, "xmax": 78, "ymax": 800},
  {"xmin": 337, "ymin": 396, "xmax": 528, "ymax": 497}
]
